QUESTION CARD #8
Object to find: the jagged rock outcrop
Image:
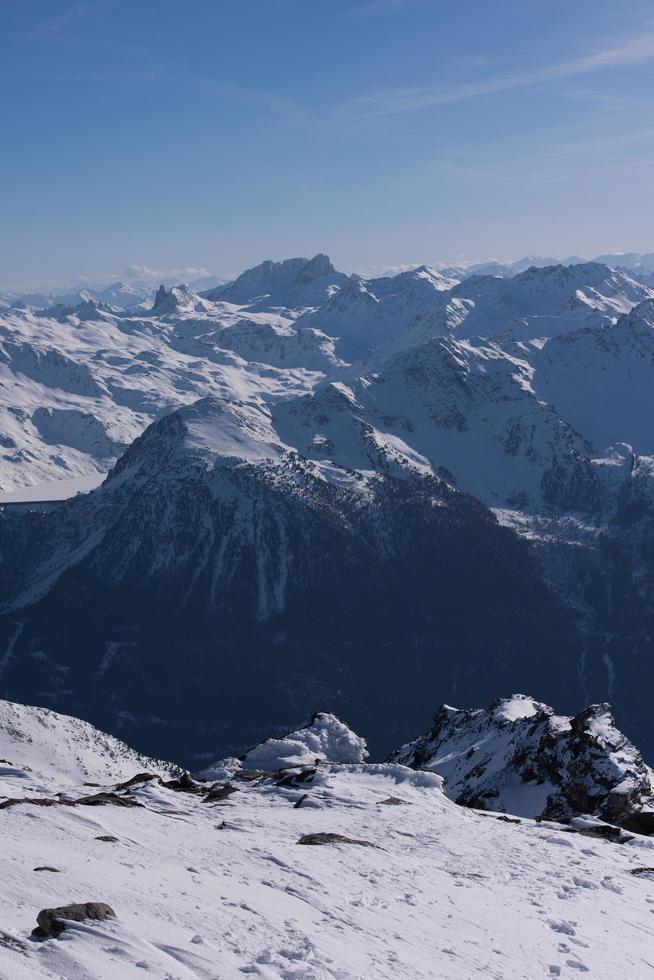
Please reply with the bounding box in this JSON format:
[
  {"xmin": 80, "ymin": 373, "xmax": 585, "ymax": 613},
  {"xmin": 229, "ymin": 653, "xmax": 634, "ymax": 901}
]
[{"xmin": 388, "ymin": 694, "xmax": 654, "ymax": 827}]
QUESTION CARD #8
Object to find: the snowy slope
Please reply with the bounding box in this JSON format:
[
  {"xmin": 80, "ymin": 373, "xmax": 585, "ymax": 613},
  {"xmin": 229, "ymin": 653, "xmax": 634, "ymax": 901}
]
[
  {"xmin": 274, "ymin": 338, "xmax": 605, "ymax": 509},
  {"xmin": 528, "ymin": 299, "xmax": 654, "ymax": 454},
  {"xmin": 2, "ymin": 702, "xmax": 654, "ymax": 978},
  {"xmin": 0, "ymin": 296, "xmax": 322, "ymax": 493},
  {"xmin": 0, "ymin": 699, "xmax": 178, "ymax": 792},
  {"xmin": 428, "ymin": 262, "xmax": 654, "ymax": 343},
  {"xmin": 295, "ymin": 264, "xmax": 460, "ymax": 359}
]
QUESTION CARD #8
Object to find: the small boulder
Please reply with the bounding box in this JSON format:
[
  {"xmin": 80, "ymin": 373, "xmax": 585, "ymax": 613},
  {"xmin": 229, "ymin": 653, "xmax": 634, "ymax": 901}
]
[
  {"xmin": 161, "ymin": 772, "xmax": 203, "ymax": 793},
  {"xmin": 32, "ymin": 902, "xmax": 116, "ymax": 938},
  {"xmin": 277, "ymin": 767, "xmax": 317, "ymax": 788},
  {"xmin": 114, "ymin": 772, "xmax": 159, "ymax": 791},
  {"xmin": 203, "ymin": 782, "xmax": 238, "ymax": 803},
  {"xmin": 95, "ymin": 835, "xmax": 119, "ymax": 843}
]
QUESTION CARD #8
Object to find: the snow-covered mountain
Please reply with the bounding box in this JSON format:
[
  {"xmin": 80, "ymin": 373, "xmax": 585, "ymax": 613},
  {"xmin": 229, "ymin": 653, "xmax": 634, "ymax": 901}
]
[
  {"xmin": 594, "ymin": 251, "xmax": 654, "ymax": 275},
  {"xmin": 2, "ymin": 698, "xmax": 654, "ymax": 978},
  {"xmin": 202, "ymin": 710, "xmax": 369, "ymax": 775},
  {"xmin": 0, "ymin": 388, "xmax": 588, "ymax": 762},
  {"xmin": 0, "ymin": 291, "xmax": 322, "ymax": 494},
  {"xmin": 2, "ymin": 251, "xmax": 654, "ymax": 766},
  {"xmin": 1, "ymin": 255, "xmax": 652, "ymax": 497},
  {"xmin": 276, "ymin": 338, "xmax": 606, "ymax": 510},
  {"xmin": 464, "ymin": 255, "xmax": 567, "ymax": 276}
]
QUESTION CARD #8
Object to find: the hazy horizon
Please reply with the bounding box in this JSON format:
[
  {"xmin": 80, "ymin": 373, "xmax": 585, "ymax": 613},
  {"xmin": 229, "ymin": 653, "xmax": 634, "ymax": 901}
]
[{"xmin": 2, "ymin": 247, "xmax": 654, "ymax": 295}]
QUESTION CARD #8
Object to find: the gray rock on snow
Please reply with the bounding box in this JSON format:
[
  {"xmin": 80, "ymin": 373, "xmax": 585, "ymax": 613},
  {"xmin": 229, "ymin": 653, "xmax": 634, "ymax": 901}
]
[
  {"xmin": 297, "ymin": 832, "xmax": 377, "ymax": 847},
  {"xmin": 32, "ymin": 902, "xmax": 116, "ymax": 938}
]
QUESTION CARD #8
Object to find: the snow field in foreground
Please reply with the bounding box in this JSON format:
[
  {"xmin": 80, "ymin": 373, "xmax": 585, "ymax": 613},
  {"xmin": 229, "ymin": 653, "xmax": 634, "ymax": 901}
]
[{"xmin": 2, "ymin": 762, "xmax": 654, "ymax": 979}]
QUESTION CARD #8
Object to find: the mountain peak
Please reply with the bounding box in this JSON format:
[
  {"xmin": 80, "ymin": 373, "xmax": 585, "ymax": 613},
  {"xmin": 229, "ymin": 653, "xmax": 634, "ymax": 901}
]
[
  {"xmin": 207, "ymin": 254, "xmax": 346, "ymax": 305},
  {"xmin": 150, "ymin": 283, "xmax": 206, "ymax": 315},
  {"xmin": 295, "ymin": 253, "xmax": 336, "ymax": 283}
]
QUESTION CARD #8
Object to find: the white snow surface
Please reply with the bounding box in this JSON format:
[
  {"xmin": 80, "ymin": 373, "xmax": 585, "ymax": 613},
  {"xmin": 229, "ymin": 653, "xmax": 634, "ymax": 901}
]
[
  {"xmin": 237, "ymin": 712, "xmax": 368, "ymax": 771},
  {"xmin": 2, "ymin": 701, "xmax": 654, "ymax": 978},
  {"xmin": 0, "ymin": 699, "xmax": 177, "ymax": 793}
]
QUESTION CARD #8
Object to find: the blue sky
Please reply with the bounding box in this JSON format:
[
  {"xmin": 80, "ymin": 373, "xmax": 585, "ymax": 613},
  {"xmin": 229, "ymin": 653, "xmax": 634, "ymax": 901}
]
[{"xmin": 1, "ymin": 0, "xmax": 654, "ymax": 285}]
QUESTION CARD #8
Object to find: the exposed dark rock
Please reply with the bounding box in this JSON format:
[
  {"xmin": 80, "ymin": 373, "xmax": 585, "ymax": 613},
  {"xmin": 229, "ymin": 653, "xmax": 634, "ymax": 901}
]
[
  {"xmin": 114, "ymin": 772, "xmax": 159, "ymax": 791},
  {"xmin": 76, "ymin": 792, "xmax": 143, "ymax": 808},
  {"xmin": 293, "ymin": 794, "xmax": 309, "ymax": 809},
  {"xmin": 0, "ymin": 797, "xmax": 61, "ymax": 810},
  {"xmin": 297, "ymin": 832, "xmax": 377, "ymax": 847},
  {"xmin": 276, "ymin": 768, "xmax": 317, "ymax": 788},
  {"xmin": 95, "ymin": 835, "xmax": 119, "ymax": 843},
  {"xmin": 203, "ymin": 783, "xmax": 238, "ymax": 803},
  {"xmin": 33, "ymin": 867, "xmax": 60, "ymax": 873},
  {"xmin": 233, "ymin": 770, "xmax": 276, "ymax": 782},
  {"xmin": 377, "ymin": 797, "xmax": 410, "ymax": 806},
  {"xmin": 621, "ymin": 811, "xmax": 654, "ymax": 836},
  {"xmin": 577, "ymin": 824, "xmax": 632, "ymax": 844},
  {"xmin": 161, "ymin": 772, "xmax": 203, "ymax": 793},
  {"xmin": 32, "ymin": 902, "xmax": 116, "ymax": 938},
  {"xmin": 0, "ymin": 792, "xmax": 141, "ymax": 810}
]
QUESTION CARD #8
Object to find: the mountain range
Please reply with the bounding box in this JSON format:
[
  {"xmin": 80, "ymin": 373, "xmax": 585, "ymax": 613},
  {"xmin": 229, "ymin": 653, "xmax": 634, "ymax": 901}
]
[{"xmin": 1, "ymin": 253, "xmax": 654, "ymax": 765}]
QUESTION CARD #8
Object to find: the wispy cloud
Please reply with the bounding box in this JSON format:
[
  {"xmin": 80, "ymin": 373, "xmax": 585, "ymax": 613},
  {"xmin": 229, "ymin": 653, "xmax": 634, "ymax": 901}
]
[
  {"xmin": 194, "ymin": 81, "xmax": 301, "ymax": 115},
  {"xmin": 344, "ymin": 29, "xmax": 654, "ymax": 115},
  {"xmin": 124, "ymin": 265, "xmax": 210, "ymax": 282}
]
